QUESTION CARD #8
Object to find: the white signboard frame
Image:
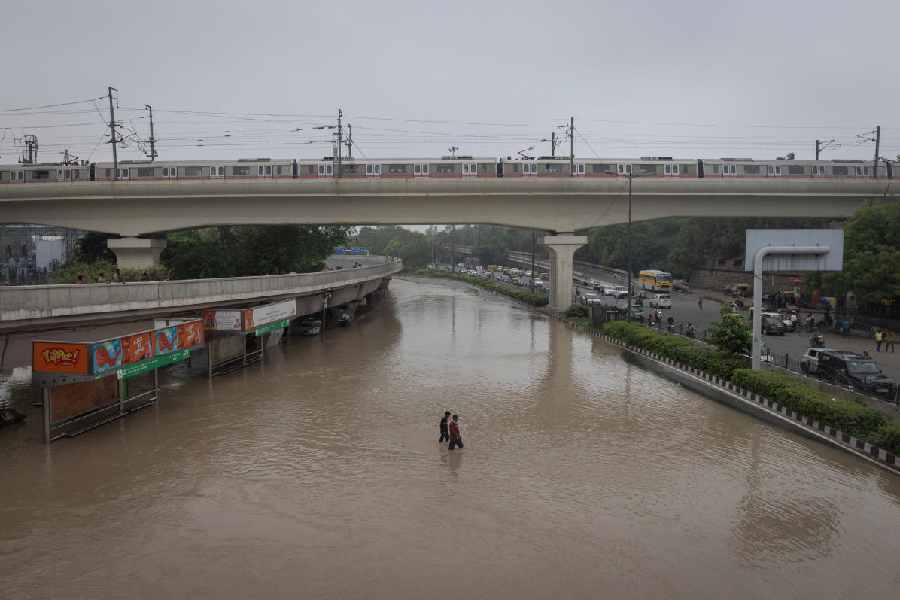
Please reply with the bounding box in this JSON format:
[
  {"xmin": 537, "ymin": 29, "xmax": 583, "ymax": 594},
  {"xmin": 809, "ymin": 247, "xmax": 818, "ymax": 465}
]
[
  {"xmin": 210, "ymin": 310, "xmax": 243, "ymax": 332},
  {"xmin": 249, "ymin": 299, "xmax": 297, "ymax": 329},
  {"xmin": 745, "ymin": 230, "xmax": 844, "ymax": 273}
]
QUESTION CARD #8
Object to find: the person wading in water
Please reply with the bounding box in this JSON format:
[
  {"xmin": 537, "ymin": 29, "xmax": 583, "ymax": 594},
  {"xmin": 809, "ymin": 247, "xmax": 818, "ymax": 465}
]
[
  {"xmin": 439, "ymin": 411, "xmax": 451, "ymax": 443},
  {"xmin": 448, "ymin": 414, "xmax": 464, "ymax": 450}
]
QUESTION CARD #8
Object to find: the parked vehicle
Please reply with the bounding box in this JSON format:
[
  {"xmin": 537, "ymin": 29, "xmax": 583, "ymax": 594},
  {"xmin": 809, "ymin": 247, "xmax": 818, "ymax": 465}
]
[
  {"xmin": 648, "ymin": 293, "xmax": 672, "ymax": 309},
  {"xmin": 296, "ymin": 318, "xmax": 322, "ymax": 336},
  {"xmin": 580, "ymin": 293, "xmax": 604, "ymax": 305},
  {"xmin": 799, "ymin": 347, "xmax": 833, "ymax": 374},
  {"xmin": 605, "ymin": 285, "xmax": 628, "ymax": 299},
  {"xmin": 816, "ymin": 351, "xmax": 896, "ymax": 399},
  {"xmin": 762, "ymin": 312, "xmax": 786, "ymax": 335}
]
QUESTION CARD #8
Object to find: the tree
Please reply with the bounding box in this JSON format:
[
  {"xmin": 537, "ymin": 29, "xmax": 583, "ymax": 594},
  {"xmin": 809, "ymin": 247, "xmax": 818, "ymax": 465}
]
[
  {"xmin": 819, "ymin": 202, "xmax": 900, "ymax": 308},
  {"xmin": 160, "ymin": 225, "xmax": 349, "ymax": 279},
  {"xmin": 74, "ymin": 232, "xmax": 116, "ymax": 263},
  {"xmin": 708, "ymin": 304, "xmax": 752, "ymax": 355}
]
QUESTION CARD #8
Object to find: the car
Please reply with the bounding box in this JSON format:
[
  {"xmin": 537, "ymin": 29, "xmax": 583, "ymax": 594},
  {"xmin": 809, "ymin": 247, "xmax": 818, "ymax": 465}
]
[
  {"xmin": 296, "ymin": 318, "xmax": 322, "ymax": 336},
  {"xmin": 761, "ymin": 312, "xmax": 786, "ymax": 335},
  {"xmin": 605, "ymin": 285, "xmax": 628, "ymax": 299},
  {"xmin": 580, "ymin": 293, "xmax": 603, "ymax": 305},
  {"xmin": 590, "ymin": 279, "xmax": 604, "ymax": 291},
  {"xmin": 648, "ymin": 293, "xmax": 672, "ymax": 309},
  {"xmin": 816, "ymin": 350, "xmax": 897, "ymax": 398},
  {"xmin": 799, "ymin": 347, "xmax": 834, "ymax": 375}
]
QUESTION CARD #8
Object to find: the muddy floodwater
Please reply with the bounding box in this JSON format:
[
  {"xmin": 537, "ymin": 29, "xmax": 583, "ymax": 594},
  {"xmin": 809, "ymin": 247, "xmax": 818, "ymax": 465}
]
[{"xmin": 2, "ymin": 277, "xmax": 900, "ymax": 599}]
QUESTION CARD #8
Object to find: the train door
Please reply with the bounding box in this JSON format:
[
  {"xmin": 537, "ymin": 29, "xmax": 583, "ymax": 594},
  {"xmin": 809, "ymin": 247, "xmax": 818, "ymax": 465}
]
[{"xmin": 318, "ymin": 162, "xmax": 334, "ymax": 177}]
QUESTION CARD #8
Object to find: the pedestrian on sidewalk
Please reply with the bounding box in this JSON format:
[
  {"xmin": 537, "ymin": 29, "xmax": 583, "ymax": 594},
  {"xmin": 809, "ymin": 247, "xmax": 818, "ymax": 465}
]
[
  {"xmin": 448, "ymin": 414, "xmax": 464, "ymax": 450},
  {"xmin": 697, "ymin": 297, "xmax": 703, "ymax": 310},
  {"xmin": 875, "ymin": 329, "xmax": 883, "ymax": 352},
  {"xmin": 439, "ymin": 411, "xmax": 451, "ymax": 443}
]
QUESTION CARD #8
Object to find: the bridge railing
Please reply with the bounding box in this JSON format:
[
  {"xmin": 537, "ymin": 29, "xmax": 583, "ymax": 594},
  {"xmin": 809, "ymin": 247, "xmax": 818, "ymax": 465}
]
[{"xmin": 0, "ymin": 261, "xmax": 402, "ymax": 323}]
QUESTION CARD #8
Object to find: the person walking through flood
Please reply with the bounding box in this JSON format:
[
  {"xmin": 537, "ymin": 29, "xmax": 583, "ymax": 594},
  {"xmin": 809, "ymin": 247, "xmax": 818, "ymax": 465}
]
[
  {"xmin": 439, "ymin": 411, "xmax": 451, "ymax": 443},
  {"xmin": 448, "ymin": 414, "xmax": 464, "ymax": 450}
]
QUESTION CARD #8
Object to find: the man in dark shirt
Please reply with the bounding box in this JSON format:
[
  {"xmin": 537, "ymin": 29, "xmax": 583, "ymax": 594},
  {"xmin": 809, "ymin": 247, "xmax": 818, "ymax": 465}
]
[{"xmin": 439, "ymin": 411, "xmax": 451, "ymax": 443}]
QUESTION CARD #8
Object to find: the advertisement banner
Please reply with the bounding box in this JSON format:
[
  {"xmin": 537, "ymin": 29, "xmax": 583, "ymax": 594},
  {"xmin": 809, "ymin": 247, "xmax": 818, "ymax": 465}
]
[
  {"xmin": 91, "ymin": 339, "xmax": 124, "ymax": 376},
  {"xmin": 177, "ymin": 321, "xmax": 204, "ymax": 349},
  {"xmin": 155, "ymin": 327, "xmax": 179, "ymax": 356},
  {"xmin": 122, "ymin": 332, "xmax": 154, "ymax": 365},
  {"xmin": 117, "ymin": 349, "xmax": 190, "ymax": 380},
  {"xmin": 246, "ymin": 300, "xmax": 296, "ymax": 331},
  {"xmin": 203, "ymin": 309, "xmax": 243, "ymax": 332},
  {"xmin": 32, "ymin": 342, "xmax": 90, "ymax": 375}
]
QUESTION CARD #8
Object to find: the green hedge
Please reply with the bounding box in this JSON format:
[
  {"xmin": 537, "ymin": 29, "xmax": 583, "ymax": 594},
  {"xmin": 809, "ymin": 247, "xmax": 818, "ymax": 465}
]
[
  {"xmin": 603, "ymin": 320, "xmax": 900, "ymax": 455},
  {"xmin": 731, "ymin": 369, "xmax": 886, "ymax": 440},
  {"xmin": 602, "ymin": 321, "xmax": 748, "ymax": 378},
  {"xmin": 416, "ymin": 269, "xmax": 548, "ymax": 306},
  {"xmin": 873, "ymin": 423, "xmax": 900, "ymax": 455}
]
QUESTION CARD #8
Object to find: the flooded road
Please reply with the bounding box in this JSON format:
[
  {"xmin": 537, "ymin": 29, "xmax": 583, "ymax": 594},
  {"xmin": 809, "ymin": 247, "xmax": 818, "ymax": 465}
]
[{"xmin": 2, "ymin": 277, "xmax": 900, "ymax": 599}]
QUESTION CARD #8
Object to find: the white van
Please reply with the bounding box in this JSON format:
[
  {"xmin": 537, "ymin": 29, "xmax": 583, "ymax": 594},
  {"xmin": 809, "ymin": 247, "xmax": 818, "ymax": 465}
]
[{"xmin": 648, "ymin": 293, "xmax": 672, "ymax": 309}]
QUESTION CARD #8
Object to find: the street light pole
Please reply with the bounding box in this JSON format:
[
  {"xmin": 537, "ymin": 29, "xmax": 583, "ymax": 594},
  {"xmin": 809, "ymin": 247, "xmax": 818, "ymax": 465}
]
[
  {"xmin": 626, "ymin": 170, "xmax": 633, "ymax": 321},
  {"xmin": 530, "ymin": 230, "xmax": 536, "ymax": 292}
]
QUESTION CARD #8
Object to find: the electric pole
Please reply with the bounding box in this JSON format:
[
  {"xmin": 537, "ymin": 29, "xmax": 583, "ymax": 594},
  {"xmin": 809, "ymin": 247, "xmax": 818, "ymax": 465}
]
[
  {"xmin": 345, "ymin": 123, "xmax": 352, "ymax": 159},
  {"xmin": 107, "ymin": 86, "xmax": 120, "ymax": 179},
  {"xmin": 20, "ymin": 134, "xmax": 38, "ymax": 164},
  {"xmin": 145, "ymin": 104, "xmax": 158, "ymax": 161},
  {"xmin": 336, "ymin": 108, "xmax": 343, "ymax": 178},
  {"xmin": 551, "ymin": 131, "xmax": 556, "ymax": 158},
  {"xmin": 815, "ymin": 139, "xmax": 820, "ymax": 161},
  {"xmin": 873, "ymin": 125, "xmax": 881, "ymax": 179},
  {"xmin": 569, "ymin": 116, "xmax": 574, "ymax": 175}
]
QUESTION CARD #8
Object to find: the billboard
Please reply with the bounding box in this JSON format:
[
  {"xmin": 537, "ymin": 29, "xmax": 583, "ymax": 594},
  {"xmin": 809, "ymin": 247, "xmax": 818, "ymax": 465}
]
[
  {"xmin": 745, "ymin": 230, "xmax": 844, "ymax": 272},
  {"xmin": 35, "ymin": 319, "xmax": 205, "ymax": 378},
  {"xmin": 203, "ymin": 309, "xmax": 244, "ymax": 332},
  {"xmin": 244, "ymin": 299, "xmax": 297, "ymax": 331},
  {"xmin": 32, "ymin": 342, "xmax": 91, "ymax": 375}
]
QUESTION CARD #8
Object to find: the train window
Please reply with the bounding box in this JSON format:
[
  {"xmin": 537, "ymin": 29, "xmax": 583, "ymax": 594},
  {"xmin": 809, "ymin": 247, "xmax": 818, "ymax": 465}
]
[
  {"xmin": 139, "ymin": 168, "xmax": 154, "ymax": 177},
  {"xmin": 788, "ymin": 165, "xmax": 804, "ymax": 175},
  {"xmin": 767, "ymin": 165, "xmax": 773, "ymax": 175},
  {"xmin": 544, "ymin": 164, "xmax": 562, "ymax": 173},
  {"xmin": 864, "ymin": 167, "xmax": 869, "ymax": 175},
  {"xmin": 184, "ymin": 166, "xmax": 202, "ymax": 177},
  {"xmin": 219, "ymin": 166, "xmax": 225, "ymax": 175},
  {"xmin": 414, "ymin": 164, "xmax": 422, "ymax": 174},
  {"xmin": 233, "ymin": 166, "xmax": 249, "ymax": 176},
  {"xmin": 672, "ymin": 164, "xmax": 679, "ymax": 175},
  {"xmin": 387, "ymin": 164, "xmax": 408, "ymax": 174},
  {"xmin": 258, "ymin": 166, "xmax": 263, "ymax": 176},
  {"xmin": 617, "ymin": 164, "xmax": 625, "ymax": 174},
  {"xmin": 462, "ymin": 163, "xmax": 470, "ymax": 175},
  {"xmin": 366, "ymin": 164, "xmax": 374, "ymax": 175},
  {"xmin": 833, "ymin": 166, "xmax": 848, "ymax": 176},
  {"xmin": 374, "ymin": 164, "xmax": 381, "ymax": 175},
  {"xmin": 326, "ymin": 163, "xmax": 334, "ymax": 176},
  {"xmin": 664, "ymin": 164, "xmax": 671, "ymax": 175},
  {"xmin": 266, "ymin": 165, "xmax": 272, "ymax": 175},
  {"xmin": 276, "ymin": 166, "xmax": 282, "ymax": 175},
  {"xmin": 576, "ymin": 163, "xmax": 585, "ymax": 175},
  {"xmin": 855, "ymin": 166, "xmax": 862, "ymax": 176},
  {"xmin": 107, "ymin": 168, "xmax": 113, "ymax": 177},
  {"xmin": 422, "ymin": 164, "xmax": 429, "ymax": 175}
]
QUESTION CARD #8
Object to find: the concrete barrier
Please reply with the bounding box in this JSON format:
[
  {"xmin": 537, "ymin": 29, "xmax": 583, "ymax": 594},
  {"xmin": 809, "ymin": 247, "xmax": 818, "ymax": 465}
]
[{"xmin": 0, "ymin": 262, "xmax": 402, "ymax": 324}]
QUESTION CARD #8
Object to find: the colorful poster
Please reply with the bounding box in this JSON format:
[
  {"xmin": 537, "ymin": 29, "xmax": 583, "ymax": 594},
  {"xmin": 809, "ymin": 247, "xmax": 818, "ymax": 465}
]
[
  {"xmin": 177, "ymin": 321, "xmax": 204, "ymax": 348},
  {"xmin": 32, "ymin": 342, "xmax": 90, "ymax": 375},
  {"xmin": 122, "ymin": 332, "xmax": 154, "ymax": 365},
  {"xmin": 92, "ymin": 339, "xmax": 124, "ymax": 376},
  {"xmin": 156, "ymin": 327, "xmax": 179, "ymax": 356},
  {"xmin": 203, "ymin": 309, "xmax": 243, "ymax": 331}
]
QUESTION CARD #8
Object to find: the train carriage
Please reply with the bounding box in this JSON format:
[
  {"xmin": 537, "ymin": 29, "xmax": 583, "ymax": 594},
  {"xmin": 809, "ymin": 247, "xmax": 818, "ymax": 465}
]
[
  {"xmin": 93, "ymin": 158, "xmax": 294, "ymax": 181},
  {"xmin": 0, "ymin": 163, "xmax": 91, "ymax": 183}
]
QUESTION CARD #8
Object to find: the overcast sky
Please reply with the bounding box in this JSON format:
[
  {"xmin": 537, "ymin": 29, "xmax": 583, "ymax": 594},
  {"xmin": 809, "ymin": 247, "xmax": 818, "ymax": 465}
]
[{"xmin": 1, "ymin": 0, "xmax": 898, "ymax": 164}]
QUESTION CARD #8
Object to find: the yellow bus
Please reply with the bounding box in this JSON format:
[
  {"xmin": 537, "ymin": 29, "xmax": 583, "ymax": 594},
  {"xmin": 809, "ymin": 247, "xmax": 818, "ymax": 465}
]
[{"xmin": 639, "ymin": 269, "xmax": 673, "ymax": 292}]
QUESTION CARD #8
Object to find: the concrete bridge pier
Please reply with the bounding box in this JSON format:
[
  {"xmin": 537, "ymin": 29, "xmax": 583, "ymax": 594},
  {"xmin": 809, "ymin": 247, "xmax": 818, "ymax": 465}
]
[
  {"xmin": 544, "ymin": 234, "xmax": 587, "ymax": 311},
  {"xmin": 107, "ymin": 237, "xmax": 167, "ymax": 270}
]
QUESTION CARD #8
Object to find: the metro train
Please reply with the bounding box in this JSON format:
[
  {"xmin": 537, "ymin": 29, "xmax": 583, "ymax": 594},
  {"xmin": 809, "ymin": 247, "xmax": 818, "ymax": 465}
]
[{"xmin": 0, "ymin": 155, "xmax": 893, "ymax": 183}]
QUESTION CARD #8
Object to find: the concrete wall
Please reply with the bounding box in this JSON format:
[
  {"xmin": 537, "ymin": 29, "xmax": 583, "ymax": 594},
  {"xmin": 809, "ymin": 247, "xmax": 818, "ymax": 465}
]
[{"xmin": 0, "ymin": 262, "xmax": 401, "ymax": 324}]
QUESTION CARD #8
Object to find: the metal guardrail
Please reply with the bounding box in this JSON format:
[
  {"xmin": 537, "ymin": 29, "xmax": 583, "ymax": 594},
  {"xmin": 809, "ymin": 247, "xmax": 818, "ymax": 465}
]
[{"xmin": 0, "ymin": 261, "xmax": 402, "ymax": 323}]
